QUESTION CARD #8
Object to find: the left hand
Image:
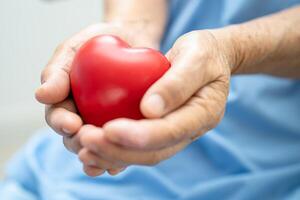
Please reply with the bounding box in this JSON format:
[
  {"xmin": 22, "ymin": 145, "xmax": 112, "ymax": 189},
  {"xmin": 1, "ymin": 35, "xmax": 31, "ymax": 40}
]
[
  {"xmin": 35, "ymin": 22, "xmax": 161, "ymax": 176},
  {"xmin": 77, "ymin": 30, "xmax": 236, "ymax": 176}
]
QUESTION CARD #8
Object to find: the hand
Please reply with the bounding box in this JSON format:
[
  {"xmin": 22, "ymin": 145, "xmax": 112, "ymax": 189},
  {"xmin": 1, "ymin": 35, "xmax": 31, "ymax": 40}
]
[
  {"xmin": 35, "ymin": 23, "xmax": 160, "ymax": 175},
  {"xmin": 78, "ymin": 30, "xmax": 236, "ymax": 176}
]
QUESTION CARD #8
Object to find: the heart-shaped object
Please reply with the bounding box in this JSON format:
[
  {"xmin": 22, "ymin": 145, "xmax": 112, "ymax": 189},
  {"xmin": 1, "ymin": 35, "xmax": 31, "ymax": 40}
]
[{"xmin": 70, "ymin": 35, "xmax": 170, "ymax": 126}]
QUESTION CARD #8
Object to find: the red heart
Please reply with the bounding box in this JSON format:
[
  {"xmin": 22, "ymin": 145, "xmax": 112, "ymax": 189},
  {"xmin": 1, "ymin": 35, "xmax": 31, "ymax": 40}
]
[{"xmin": 70, "ymin": 35, "xmax": 170, "ymax": 126}]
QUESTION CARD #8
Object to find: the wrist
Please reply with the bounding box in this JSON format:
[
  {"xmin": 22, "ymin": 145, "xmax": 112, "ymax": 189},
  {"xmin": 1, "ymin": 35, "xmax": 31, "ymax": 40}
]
[
  {"xmin": 104, "ymin": 0, "xmax": 167, "ymax": 45},
  {"xmin": 211, "ymin": 13, "xmax": 295, "ymax": 76},
  {"xmin": 208, "ymin": 27, "xmax": 243, "ymax": 75},
  {"xmin": 209, "ymin": 24, "xmax": 269, "ymax": 75},
  {"xmin": 107, "ymin": 20, "xmax": 163, "ymax": 49}
]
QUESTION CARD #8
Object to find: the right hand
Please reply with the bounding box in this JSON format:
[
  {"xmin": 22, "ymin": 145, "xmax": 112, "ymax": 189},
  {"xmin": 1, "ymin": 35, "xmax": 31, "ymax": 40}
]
[{"xmin": 35, "ymin": 23, "xmax": 160, "ymax": 176}]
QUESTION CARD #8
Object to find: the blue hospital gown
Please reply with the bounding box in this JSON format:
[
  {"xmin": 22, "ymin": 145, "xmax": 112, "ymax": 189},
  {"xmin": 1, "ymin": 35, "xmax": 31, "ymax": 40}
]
[{"xmin": 1, "ymin": 0, "xmax": 300, "ymax": 199}]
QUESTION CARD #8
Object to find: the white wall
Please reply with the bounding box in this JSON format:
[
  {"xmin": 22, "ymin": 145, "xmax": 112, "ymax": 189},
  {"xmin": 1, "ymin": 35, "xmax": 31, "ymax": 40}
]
[{"xmin": 0, "ymin": 0, "xmax": 103, "ymax": 177}]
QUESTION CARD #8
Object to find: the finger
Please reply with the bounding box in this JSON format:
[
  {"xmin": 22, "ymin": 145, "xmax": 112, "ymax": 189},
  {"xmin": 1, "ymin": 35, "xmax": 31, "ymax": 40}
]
[
  {"xmin": 35, "ymin": 23, "xmax": 125, "ymax": 105},
  {"xmin": 107, "ymin": 167, "xmax": 126, "ymax": 176},
  {"xmin": 80, "ymin": 125, "xmax": 190, "ymax": 165},
  {"xmin": 35, "ymin": 25, "xmax": 98, "ymax": 104},
  {"xmin": 140, "ymin": 44, "xmax": 216, "ymax": 118},
  {"xmin": 78, "ymin": 148, "xmax": 125, "ymax": 169},
  {"xmin": 63, "ymin": 124, "xmax": 92, "ymax": 153},
  {"xmin": 83, "ymin": 165, "xmax": 105, "ymax": 177},
  {"xmin": 63, "ymin": 136, "xmax": 81, "ymax": 154},
  {"xmin": 78, "ymin": 125, "xmax": 127, "ymax": 165},
  {"xmin": 104, "ymin": 80, "xmax": 228, "ymax": 150},
  {"xmin": 46, "ymin": 99, "xmax": 83, "ymax": 137},
  {"xmin": 35, "ymin": 43, "xmax": 74, "ymax": 104}
]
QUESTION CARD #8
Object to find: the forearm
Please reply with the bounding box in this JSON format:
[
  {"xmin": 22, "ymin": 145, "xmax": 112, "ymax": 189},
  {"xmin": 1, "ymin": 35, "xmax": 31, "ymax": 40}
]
[
  {"xmin": 104, "ymin": 0, "xmax": 168, "ymax": 43},
  {"xmin": 216, "ymin": 6, "xmax": 300, "ymax": 78}
]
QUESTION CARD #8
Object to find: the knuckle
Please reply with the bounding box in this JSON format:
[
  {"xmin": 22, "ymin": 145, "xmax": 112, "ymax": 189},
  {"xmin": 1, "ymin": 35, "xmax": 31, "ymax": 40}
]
[
  {"xmin": 164, "ymin": 120, "xmax": 185, "ymax": 143},
  {"xmin": 168, "ymin": 130, "xmax": 181, "ymax": 143},
  {"xmin": 55, "ymin": 42, "xmax": 75, "ymax": 63},
  {"xmin": 182, "ymin": 31, "xmax": 201, "ymax": 47},
  {"xmin": 177, "ymin": 31, "xmax": 199, "ymax": 44},
  {"xmin": 55, "ymin": 42, "xmax": 68, "ymax": 54},
  {"xmin": 185, "ymin": 31, "xmax": 201, "ymax": 43},
  {"xmin": 40, "ymin": 67, "xmax": 52, "ymax": 84},
  {"xmin": 166, "ymin": 48, "xmax": 179, "ymax": 62},
  {"xmin": 171, "ymin": 31, "xmax": 201, "ymax": 56}
]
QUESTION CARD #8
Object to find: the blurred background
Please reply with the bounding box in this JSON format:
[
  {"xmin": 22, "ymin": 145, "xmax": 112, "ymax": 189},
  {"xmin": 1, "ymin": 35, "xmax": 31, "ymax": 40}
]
[{"xmin": 0, "ymin": 0, "xmax": 103, "ymax": 178}]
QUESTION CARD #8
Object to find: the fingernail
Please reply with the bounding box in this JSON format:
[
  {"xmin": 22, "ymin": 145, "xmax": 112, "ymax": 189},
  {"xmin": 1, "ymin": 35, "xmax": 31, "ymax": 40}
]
[
  {"xmin": 62, "ymin": 128, "xmax": 72, "ymax": 135},
  {"xmin": 144, "ymin": 94, "xmax": 165, "ymax": 116},
  {"xmin": 35, "ymin": 83, "xmax": 47, "ymax": 102},
  {"xmin": 35, "ymin": 85, "xmax": 44, "ymax": 96}
]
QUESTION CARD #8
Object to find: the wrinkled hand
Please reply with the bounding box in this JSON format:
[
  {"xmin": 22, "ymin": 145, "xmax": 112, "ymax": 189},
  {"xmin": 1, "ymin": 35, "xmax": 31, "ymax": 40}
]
[
  {"xmin": 35, "ymin": 23, "xmax": 160, "ymax": 176},
  {"xmin": 78, "ymin": 30, "xmax": 236, "ymax": 176}
]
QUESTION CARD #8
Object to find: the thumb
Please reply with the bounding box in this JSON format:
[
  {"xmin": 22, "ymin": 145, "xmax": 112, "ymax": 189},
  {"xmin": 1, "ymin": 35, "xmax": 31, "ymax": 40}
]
[
  {"xmin": 35, "ymin": 23, "xmax": 111, "ymax": 104},
  {"xmin": 35, "ymin": 45, "xmax": 73, "ymax": 104},
  {"xmin": 140, "ymin": 49, "xmax": 212, "ymax": 118}
]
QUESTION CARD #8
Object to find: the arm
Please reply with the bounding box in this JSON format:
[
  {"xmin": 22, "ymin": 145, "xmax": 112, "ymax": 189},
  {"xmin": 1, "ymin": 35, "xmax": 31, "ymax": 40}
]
[
  {"xmin": 104, "ymin": 0, "xmax": 167, "ymax": 46},
  {"xmin": 78, "ymin": 6, "xmax": 300, "ymax": 176},
  {"xmin": 216, "ymin": 5, "xmax": 300, "ymax": 78}
]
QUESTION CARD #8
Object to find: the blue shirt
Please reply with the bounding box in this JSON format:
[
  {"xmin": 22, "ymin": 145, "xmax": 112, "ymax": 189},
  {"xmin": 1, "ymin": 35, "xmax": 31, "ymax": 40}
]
[{"xmin": 1, "ymin": 1, "xmax": 300, "ymax": 199}]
